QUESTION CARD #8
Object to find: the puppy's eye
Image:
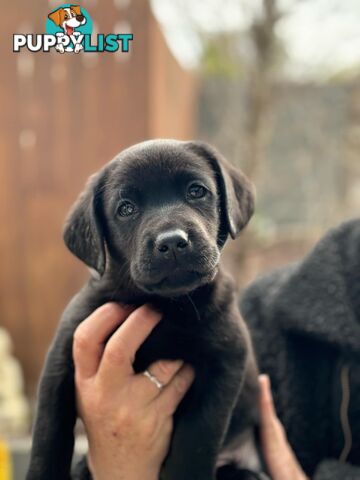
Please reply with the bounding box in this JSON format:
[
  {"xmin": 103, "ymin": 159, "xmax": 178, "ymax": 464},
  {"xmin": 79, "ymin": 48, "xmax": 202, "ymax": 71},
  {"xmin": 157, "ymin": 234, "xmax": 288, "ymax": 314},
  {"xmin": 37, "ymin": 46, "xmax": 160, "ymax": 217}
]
[
  {"xmin": 187, "ymin": 184, "xmax": 207, "ymax": 199},
  {"xmin": 117, "ymin": 201, "xmax": 136, "ymax": 217}
]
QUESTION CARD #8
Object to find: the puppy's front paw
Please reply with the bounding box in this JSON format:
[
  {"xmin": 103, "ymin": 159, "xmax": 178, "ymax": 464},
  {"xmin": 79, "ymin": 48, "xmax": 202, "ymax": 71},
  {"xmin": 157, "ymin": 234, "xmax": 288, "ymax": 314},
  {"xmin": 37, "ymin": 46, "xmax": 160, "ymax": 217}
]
[
  {"xmin": 74, "ymin": 43, "xmax": 83, "ymax": 53},
  {"xmin": 55, "ymin": 44, "xmax": 65, "ymax": 54}
]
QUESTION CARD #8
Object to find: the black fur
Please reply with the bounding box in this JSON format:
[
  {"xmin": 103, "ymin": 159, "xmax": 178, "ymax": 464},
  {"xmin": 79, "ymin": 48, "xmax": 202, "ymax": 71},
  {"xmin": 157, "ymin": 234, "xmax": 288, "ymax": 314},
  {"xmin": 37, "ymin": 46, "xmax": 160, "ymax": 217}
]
[
  {"xmin": 27, "ymin": 139, "xmax": 261, "ymax": 480},
  {"xmin": 241, "ymin": 219, "xmax": 360, "ymax": 479}
]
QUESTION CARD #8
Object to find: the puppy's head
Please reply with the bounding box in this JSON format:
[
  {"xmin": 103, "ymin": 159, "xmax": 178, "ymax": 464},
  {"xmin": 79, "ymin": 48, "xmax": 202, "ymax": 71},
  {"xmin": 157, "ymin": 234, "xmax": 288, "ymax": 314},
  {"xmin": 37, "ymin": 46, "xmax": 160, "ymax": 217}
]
[
  {"xmin": 48, "ymin": 6, "xmax": 86, "ymax": 34},
  {"xmin": 64, "ymin": 140, "xmax": 255, "ymax": 297}
]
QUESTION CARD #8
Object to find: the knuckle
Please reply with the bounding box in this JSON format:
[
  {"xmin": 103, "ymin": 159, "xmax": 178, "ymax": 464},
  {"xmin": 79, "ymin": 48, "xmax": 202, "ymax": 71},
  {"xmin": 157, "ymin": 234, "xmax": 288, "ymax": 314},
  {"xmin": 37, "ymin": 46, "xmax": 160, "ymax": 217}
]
[
  {"xmin": 117, "ymin": 406, "xmax": 135, "ymax": 428},
  {"xmin": 104, "ymin": 343, "xmax": 126, "ymax": 365},
  {"xmin": 73, "ymin": 328, "xmax": 90, "ymax": 352}
]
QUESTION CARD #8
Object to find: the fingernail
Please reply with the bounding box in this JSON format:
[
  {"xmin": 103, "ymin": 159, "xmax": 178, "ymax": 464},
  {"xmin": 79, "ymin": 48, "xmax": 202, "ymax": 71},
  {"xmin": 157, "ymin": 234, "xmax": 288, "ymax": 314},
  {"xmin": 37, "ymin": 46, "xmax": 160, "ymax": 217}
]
[{"xmin": 259, "ymin": 374, "xmax": 270, "ymax": 391}]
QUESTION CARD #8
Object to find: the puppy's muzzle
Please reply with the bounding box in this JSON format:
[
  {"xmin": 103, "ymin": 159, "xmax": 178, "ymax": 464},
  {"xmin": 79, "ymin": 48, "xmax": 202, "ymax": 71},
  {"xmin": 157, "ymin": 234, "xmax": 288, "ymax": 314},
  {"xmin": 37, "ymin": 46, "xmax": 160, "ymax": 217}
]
[{"xmin": 132, "ymin": 224, "xmax": 219, "ymax": 296}]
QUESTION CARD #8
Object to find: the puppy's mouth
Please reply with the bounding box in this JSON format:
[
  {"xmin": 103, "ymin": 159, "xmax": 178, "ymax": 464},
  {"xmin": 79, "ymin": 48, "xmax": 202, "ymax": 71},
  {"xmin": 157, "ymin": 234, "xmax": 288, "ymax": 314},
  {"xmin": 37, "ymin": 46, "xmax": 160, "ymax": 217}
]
[
  {"xmin": 65, "ymin": 25, "xmax": 74, "ymax": 35},
  {"xmin": 134, "ymin": 267, "xmax": 217, "ymax": 297}
]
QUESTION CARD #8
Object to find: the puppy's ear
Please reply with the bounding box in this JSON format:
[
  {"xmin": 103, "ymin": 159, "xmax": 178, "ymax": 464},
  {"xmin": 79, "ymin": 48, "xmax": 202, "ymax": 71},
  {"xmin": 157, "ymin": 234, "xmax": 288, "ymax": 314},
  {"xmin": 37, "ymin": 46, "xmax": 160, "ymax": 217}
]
[
  {"xmin": 48, "ymin": 9, "xmax": 62, "ymax": 26},
  {"xmin": 63, "ymin": 172, "xmax": 106, "ymax": 275},
  {"xmin": 71, "ymin": 5, "xmax": 82, "ymax": 16},
  {"xmin": 187, "ymin": 141, "xmax": 255, "ymax": 242}
]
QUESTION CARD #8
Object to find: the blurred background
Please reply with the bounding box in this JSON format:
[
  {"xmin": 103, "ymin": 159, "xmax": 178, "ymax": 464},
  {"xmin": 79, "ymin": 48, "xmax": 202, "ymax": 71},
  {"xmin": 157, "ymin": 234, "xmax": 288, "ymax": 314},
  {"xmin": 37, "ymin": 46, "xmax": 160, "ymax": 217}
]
[{"xmin": 1, "ymin": 0, "xmax": 360, "ymax": 474}]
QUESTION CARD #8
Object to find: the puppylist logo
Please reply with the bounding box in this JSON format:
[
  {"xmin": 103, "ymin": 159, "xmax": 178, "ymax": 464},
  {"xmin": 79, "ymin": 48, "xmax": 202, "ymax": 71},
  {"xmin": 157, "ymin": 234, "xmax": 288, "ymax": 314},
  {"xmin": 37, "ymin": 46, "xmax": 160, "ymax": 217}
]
[{"xmin": 13, "ymin": 4, "xmax": 133, "ymax": 54}]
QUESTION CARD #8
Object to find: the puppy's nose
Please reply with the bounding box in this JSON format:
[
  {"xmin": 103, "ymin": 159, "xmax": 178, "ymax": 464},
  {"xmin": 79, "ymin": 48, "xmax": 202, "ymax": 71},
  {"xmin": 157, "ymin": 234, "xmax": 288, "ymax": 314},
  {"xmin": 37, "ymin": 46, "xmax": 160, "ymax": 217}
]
[
  {"xmin": 155, "ymin": 229, "xmax": 189, "ymax": 254},
  {"xmin": 76, "ymin": 14, "xmax": 85, "ymax": 21}
]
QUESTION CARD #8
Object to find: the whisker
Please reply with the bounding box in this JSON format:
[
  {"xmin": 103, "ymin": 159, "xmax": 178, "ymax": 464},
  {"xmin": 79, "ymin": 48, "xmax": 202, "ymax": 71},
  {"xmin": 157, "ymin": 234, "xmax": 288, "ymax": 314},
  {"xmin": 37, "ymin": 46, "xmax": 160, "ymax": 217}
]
[{"xmin": 186, "ymin": 294, "xmax": 201, "ymax": 323}]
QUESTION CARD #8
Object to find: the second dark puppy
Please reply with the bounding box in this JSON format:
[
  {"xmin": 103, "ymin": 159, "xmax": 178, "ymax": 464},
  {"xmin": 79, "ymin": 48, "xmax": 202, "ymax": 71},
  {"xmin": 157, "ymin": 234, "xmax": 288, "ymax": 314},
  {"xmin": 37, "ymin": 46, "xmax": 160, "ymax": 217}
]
[{"xmin": 27, "ymin": 139, "xmax": 262, "ymax": 480}]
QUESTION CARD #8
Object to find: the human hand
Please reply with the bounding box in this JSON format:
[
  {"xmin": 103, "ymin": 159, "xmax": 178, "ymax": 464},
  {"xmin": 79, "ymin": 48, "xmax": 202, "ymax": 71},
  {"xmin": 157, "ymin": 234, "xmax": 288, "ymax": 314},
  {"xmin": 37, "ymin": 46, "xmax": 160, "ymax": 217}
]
[
  {"xmin": 73, "ymin": 303, "xmax": 195, "ymax": 480},
  {"xmin": 259, "ymin": 375, "xmax": 308, "ymax": 480}
]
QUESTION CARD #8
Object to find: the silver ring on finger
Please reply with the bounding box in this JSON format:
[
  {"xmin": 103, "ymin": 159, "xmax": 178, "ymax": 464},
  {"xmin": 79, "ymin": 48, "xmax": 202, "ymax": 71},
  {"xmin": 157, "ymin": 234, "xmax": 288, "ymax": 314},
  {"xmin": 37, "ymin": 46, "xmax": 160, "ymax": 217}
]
[{"xmin": 143, "ymin": 369, "xmax": 164, "ymax": 390}]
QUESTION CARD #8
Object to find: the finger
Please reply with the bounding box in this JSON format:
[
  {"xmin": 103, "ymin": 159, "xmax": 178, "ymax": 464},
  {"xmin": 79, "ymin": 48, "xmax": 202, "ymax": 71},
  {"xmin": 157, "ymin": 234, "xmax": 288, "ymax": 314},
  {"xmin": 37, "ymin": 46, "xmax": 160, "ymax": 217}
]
[
  {"xmin": 259, "ymin": 374, "xmax": 278, "ymax": 427},
  {"xmin": 259, "ymin": 374, "xmax": 287, "ymax": 439},
  {"xmin": 259, "ymin": 374, "xmax": 285, "ymax": 452},
  {"xmin": 73, "ymin": 303, "xmax": 133, "ymax": 379},
  {"xmin": 259, "ymin": 375, "xmax": 308, "ymax": 480},
  {"xmin": 134, "ymin": 359, "xmax": 184, "ymax": 403},
  {"xmin": 259, "ymin": 375, "xmax": 290, "ymax": 459},
  {"xmin": 98, "ymin": 304, "xmax": 162, "ymax": 382},
  {"xmin": 155, "ymin": 364, "xmax": 195, "ymax": 415}
]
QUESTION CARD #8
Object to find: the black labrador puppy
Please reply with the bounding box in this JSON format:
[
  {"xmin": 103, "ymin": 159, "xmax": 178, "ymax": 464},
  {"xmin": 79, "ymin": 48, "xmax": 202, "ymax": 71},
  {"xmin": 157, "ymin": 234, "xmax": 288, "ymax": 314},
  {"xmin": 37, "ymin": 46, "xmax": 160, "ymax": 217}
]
[{"xmin": 27, "ymin": 140, "xmax": 263, "ymax": 480}]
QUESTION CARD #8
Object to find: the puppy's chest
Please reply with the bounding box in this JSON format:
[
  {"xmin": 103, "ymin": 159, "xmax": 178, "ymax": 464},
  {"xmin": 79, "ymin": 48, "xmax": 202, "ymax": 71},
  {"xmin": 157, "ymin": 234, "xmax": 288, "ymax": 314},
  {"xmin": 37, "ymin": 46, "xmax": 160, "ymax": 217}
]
[{"xmin": 133, "ymin": 307, "xmax": 225, "ymax": 373}]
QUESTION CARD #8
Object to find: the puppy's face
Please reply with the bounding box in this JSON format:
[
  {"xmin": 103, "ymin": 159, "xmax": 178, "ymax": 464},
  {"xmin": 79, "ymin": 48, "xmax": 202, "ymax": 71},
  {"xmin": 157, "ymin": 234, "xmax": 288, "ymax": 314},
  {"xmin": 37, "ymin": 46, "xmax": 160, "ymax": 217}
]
[
  {"xmin": 103, "ymin": 145, "xmax": 220, "ymax": 295},
  {"xmin": 64, "ymin": 140, "xmax": 255, "ymax": 297}
]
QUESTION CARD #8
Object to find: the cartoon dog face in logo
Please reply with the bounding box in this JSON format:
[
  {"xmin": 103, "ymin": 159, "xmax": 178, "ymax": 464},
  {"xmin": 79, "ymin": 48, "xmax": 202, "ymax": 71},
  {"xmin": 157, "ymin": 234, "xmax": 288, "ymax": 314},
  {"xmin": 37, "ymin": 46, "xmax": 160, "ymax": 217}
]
[{"xmin": 48, "ymin": 5, "xmax": 86, "ymax": 53}]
